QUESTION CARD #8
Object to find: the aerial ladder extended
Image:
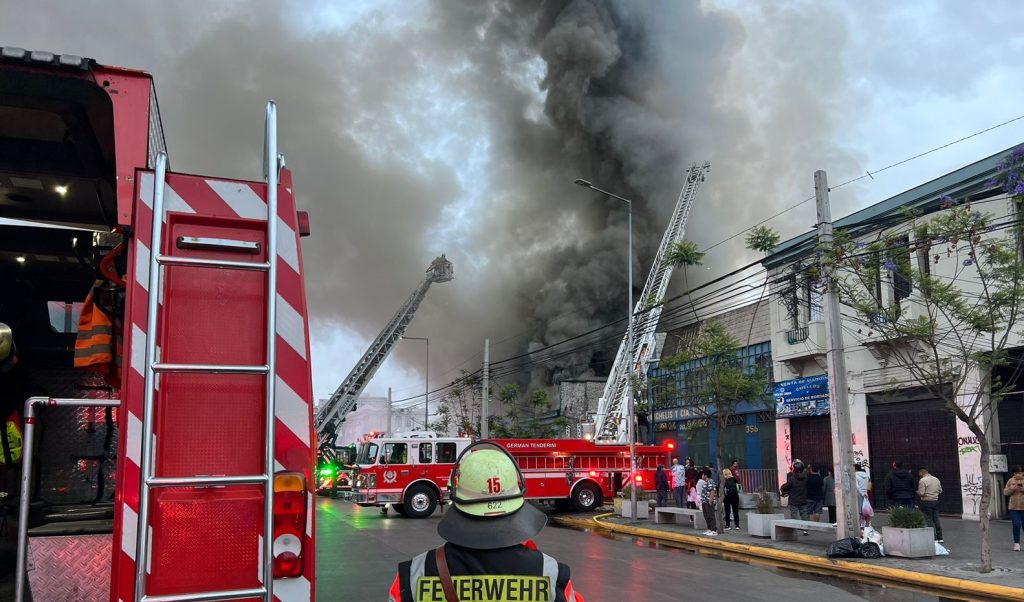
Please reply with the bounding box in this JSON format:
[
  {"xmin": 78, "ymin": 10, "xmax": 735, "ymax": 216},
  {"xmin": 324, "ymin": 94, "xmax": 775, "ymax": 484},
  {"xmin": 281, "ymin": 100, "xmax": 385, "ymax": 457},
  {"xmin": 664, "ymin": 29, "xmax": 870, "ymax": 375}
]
[
  {"xmin": 315, "ymin": 255, "xmax": 453, "ymax": 458},
  {"xmin": 594, "ymin": 162, "xmax": 711, "ymax": 443}
]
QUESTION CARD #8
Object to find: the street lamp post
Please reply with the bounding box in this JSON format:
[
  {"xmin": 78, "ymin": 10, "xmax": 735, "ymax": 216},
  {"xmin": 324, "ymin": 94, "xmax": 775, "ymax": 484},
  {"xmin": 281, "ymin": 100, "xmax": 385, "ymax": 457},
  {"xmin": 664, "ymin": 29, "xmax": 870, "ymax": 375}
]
[
  {"xmin": 573, "ymin": 178, "xmax": 636, "ymax": 520},
  {"xmin": 402, "ymin": 336, "xmax": 429, "ymax": 428}
]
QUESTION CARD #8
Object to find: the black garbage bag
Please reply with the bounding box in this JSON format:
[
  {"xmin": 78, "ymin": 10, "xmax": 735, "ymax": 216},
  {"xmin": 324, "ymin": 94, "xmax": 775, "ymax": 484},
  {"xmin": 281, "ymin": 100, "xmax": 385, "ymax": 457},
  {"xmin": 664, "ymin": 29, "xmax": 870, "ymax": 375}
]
[
  {"xmin": 826, "ymin": 537, "xmax": 861, "ymax": 558},
  {"xmin": 856, "ymin": 542, "xmax": 883, "ymax": 559}
]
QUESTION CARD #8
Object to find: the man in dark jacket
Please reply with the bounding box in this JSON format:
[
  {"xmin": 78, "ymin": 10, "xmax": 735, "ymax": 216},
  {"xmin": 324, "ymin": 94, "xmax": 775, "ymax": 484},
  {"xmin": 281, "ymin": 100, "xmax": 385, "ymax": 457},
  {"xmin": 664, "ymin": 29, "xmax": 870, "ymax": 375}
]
[
  {"xmin": 885, "ymin": 461, "xmax": 917, "ymax": 508},
  {"xmin": 781, "ymin": 459, "xmax": 811, "ymax": 524},
  {"xmin": 655, "ymin": 465, "xmax": 670, "ymax": 507},
  {"xmin": 389, "ymin": 442, "xmax": 583, "ymax": 601},
  {"xmin": 806, "ymin": 464, "xmax": 825, "ymax": 523}
]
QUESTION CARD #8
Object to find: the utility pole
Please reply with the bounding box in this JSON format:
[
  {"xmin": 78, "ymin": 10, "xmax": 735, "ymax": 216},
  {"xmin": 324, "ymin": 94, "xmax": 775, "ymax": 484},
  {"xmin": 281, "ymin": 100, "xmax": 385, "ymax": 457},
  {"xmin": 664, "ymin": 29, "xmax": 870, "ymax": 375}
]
[
  {"xmin": 387, "ymin": 387, "xmax": 392, "ymax": 436},
  {"xmin": 482, "ymin": 338, "xmax": 490, "ymax": 439},
  {"xmin": 816, "ymin": 169, "xmax": 859, "ymax": 540}
]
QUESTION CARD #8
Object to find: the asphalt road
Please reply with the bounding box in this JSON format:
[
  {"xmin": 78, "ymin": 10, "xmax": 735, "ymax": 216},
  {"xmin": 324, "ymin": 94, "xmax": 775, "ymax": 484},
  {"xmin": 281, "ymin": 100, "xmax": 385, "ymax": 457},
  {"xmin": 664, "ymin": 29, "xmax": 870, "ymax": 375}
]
[{"xmin": 315, "ymin": 498, "xmax": 948, "ymax": 601}]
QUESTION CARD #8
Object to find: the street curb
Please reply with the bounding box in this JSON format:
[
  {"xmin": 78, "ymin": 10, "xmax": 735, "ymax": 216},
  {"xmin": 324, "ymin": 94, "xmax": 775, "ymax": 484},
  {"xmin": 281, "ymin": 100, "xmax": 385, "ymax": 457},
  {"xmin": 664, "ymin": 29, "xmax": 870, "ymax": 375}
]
[{"xmin": 550, "ymin": 513, "xmax": 1024, "ymax": 601}]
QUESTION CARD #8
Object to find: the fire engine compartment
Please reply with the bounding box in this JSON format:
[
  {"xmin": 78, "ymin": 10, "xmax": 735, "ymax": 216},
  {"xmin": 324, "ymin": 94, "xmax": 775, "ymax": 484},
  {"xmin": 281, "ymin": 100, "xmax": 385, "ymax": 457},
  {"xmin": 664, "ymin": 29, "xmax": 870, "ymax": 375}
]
[{"xmin": 0, "ymin": 56, "xmax": 123, "ymax": 599}]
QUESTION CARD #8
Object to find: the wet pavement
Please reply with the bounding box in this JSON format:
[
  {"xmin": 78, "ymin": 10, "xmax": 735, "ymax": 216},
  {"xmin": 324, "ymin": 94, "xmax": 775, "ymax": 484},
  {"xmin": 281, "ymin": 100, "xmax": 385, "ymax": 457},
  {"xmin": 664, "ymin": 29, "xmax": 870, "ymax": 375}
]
[
  {"xmin": 315, "ymin": 498, "xmax": 962, "ymax": 601},
  {"xmin": 586, "ymin": 506, "xmax": 1024, "ymax": 593}
]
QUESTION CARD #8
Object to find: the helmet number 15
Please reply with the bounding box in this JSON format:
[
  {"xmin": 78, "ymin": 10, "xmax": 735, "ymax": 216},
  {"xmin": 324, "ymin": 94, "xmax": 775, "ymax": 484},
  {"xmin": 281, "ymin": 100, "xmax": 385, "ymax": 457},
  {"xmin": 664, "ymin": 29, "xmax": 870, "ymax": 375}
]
[{"xmin": 487, "ymin": 477, "xmax": 501, "ymax": 494}]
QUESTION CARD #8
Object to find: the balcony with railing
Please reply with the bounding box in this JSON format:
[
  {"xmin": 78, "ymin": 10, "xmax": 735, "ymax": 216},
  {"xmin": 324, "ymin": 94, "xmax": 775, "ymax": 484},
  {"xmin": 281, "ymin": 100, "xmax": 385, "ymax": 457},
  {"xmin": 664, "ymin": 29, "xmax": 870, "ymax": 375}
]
[{"xmin": 772, "ymin": 320, "xmax": 826, "ymax": 362}]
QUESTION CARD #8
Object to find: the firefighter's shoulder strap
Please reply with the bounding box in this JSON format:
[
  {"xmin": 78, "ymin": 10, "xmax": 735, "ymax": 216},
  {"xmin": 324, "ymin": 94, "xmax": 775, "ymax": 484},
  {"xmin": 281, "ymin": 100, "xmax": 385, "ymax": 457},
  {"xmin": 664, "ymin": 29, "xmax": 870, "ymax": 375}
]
[{"xmin": 434, "ymin": 545, "xmax": 459, "ymax": 602}]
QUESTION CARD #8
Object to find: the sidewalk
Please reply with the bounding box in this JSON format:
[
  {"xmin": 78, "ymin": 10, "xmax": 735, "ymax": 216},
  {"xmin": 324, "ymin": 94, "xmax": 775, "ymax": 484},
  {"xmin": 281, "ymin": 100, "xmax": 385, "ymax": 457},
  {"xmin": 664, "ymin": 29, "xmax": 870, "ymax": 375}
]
[{"xmin": 550, "ymin": 507, "xmax": 1024, "ymax": 600}]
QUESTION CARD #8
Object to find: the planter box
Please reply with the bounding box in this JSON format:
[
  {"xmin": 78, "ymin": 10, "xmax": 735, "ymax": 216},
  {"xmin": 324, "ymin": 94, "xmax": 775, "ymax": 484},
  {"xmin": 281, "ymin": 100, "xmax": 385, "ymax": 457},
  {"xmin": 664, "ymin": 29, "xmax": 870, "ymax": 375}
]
[
  {"xmin": 882, "ymin": 526, "xmax": 934, "ymax": 558},
  {"xmin": 747, "ymin": 513, "xmax": 785, "ymax": 538},
  {"xmin": 614, "ymin": 497, "xmax": 650, "ymax": 520}
]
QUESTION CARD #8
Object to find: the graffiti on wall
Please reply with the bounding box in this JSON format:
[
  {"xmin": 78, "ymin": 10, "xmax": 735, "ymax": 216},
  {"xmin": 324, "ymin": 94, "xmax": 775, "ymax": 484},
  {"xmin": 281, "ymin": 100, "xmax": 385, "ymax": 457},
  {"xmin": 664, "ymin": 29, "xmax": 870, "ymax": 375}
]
[
  {"xmin": 853, "ymin": 448, "xmax": 870, "ymax": 473},
  {"xmin": 962, "ymin": 473, "xmax": 983, "ymax": 515},
  {"xmin": 958, "ymin": 435, "xmax": 980, "ymax": 456}
]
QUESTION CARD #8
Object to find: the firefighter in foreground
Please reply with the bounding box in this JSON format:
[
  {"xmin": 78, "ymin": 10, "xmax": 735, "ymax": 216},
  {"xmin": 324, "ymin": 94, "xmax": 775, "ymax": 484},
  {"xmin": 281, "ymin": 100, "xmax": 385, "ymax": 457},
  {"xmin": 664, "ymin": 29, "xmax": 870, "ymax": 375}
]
[{"xmin": 388, "ymin": 442, "xmax": 584, "ymax": 601}]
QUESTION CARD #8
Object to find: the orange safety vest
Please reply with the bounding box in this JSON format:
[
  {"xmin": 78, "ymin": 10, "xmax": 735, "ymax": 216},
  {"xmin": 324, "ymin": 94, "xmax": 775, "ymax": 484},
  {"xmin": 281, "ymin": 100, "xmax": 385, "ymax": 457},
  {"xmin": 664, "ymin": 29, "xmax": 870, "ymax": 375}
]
[{"xmin": 75, "ymin": 286, "xmax": 122, "ymax": 388}]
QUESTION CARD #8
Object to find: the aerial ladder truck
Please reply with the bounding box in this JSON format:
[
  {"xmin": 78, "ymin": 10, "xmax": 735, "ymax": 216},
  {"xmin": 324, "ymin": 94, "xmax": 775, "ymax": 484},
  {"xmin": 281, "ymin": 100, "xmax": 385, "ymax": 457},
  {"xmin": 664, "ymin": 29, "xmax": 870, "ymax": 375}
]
[
  {"xmin": 594, "ymin": 162, "xmax": 711, "ymax": 444},
  {"xmin": 314, "ymin": 255, "xmax": 453, "ymax": 465}
]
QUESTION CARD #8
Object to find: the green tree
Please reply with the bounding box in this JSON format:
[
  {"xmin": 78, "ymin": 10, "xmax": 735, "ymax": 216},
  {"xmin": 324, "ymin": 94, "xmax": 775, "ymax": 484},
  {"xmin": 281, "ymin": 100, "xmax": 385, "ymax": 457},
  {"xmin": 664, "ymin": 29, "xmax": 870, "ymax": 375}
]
[
  {"xmin": 816, "ymin": 148, "xmax": 1024, "ymax": 571},
  {"xmin": 659, "ymin": 321, "xmax": 771, "ymax": 530},
  {"xmin": 488, "ymin": 384, "xmax": 567, "ymax": 438},
  {"xmin": 432, "ymin": 370, "xmax": 482, "ymax": 436}
]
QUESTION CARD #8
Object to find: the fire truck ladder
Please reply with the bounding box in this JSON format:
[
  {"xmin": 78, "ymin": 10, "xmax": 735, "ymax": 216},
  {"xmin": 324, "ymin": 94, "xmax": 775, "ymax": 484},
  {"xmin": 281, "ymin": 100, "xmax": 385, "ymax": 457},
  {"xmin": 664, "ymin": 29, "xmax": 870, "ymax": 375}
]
[
  {"xmin": 133, "ymin": 103, "xmax": 283, "ymax": 601},
  {"xmin": 314, "ymin": 255, "xmax": 453, "ymax": 458},
  {"xmin": 593, "ymin": 162, "xmax": 710, "ymax": 444}
]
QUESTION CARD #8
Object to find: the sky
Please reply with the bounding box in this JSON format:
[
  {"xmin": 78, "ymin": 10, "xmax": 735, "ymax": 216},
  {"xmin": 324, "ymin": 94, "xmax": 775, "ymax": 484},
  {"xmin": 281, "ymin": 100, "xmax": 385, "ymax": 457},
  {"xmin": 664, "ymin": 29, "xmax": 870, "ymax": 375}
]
[{"xmin": 3, "ymin": 0, "xmax": 1023, "ymax": 415}]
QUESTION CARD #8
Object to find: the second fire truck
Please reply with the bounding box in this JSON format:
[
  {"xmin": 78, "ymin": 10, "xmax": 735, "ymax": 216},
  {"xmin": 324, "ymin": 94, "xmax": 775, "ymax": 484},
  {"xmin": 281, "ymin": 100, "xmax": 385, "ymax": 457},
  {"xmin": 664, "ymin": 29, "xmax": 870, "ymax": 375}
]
[{"xmin": 350, "ymin": 434, "xmax": 668, "ymax": 518}]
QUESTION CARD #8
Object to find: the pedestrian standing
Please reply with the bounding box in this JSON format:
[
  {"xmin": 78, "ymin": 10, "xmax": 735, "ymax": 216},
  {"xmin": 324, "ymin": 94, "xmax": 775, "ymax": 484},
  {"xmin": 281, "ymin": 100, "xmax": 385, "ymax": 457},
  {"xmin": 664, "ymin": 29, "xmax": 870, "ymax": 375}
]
[
  {"xmin": 684, "ymin": 458, "xmax": 698, "ymax": 494},
  {"xmin": 721, "ymin": 468, "xmax": 740, "ymax": 531},
  {"xmin": 781, "ymin": 459, "xmax": 811, "ymax": 531},
  {"xmin": 855, "ymin": 463, "xmax": 872, "ymax": 528},
  {"xmin": 884, "ymin": 461, "xmax": 917, "ymax": 508},
  {"xmin": 686, "ymin": 480, "xmax": 700, "ymax": 510},
  {"xmin": 917, "ymin": 467, "xmax": 943, "ymax": 543},
  {"xmin": 1002, "ymin": 464, "xmax": 1024, "ymax": 552},
  {"xmin": 806, "ymin": 464, "xmax": 825, "ymax": 523},
  {"xmin": 655, "ymin": 465, "xmax": 670, "ymax": 508},
  {"xmin": 824, "ymin": 468, "xmax": 836, "ymax": 524},
  {"xmin": 671, "ymin": 458, "xmax": 686, "ymax": 508},
  {"xmin": 698, "ymin": 468, "xmax": 718, "ymax": 536}
]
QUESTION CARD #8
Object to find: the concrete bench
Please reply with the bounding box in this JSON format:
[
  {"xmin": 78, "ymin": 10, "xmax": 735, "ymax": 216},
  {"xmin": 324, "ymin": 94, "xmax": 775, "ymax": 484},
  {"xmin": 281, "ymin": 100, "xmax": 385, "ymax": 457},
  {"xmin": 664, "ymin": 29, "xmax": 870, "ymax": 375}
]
[
  {"xmin": 771, "ymin": 519, "xmax": 837, "ymax": 541},
  {"xmin": 653, "ymin": 507, "xmax": 707, "ymax": 530}
]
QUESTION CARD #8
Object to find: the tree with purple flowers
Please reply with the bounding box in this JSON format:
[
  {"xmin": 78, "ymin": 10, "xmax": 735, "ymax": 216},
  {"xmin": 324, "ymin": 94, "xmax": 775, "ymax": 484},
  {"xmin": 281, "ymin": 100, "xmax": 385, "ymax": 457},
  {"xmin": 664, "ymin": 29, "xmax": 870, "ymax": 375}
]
[{"xmin": 779, "ymin": 147, "xmax": 1024, "ymax": 572}]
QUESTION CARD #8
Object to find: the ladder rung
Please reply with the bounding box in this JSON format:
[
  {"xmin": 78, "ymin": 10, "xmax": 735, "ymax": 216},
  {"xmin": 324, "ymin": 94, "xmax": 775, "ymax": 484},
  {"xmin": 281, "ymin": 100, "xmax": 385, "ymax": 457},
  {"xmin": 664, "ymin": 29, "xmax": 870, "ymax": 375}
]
[
  {"xmin": 156, "ymin": 254, "xmax": 271, "ymax": 271},
  {"xmin": 147, "ymin": 475, "xmax": 269, "ymax": 488},
  {"xmin": 152, "ymin": 363, "xmax": 269, "ymax": 374},
  {"xmin": 142, "ymin": 586, "xmax": 267, "ymax": 602}
]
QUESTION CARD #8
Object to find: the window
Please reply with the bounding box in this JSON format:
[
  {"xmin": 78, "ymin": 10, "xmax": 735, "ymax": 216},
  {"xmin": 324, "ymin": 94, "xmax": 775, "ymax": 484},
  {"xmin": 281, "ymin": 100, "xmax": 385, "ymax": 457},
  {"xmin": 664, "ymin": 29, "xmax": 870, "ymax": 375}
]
[
  {"xmin": 381, "ymin": 443, "xmax": 407, "ymax": 465},
  {"xmin": 418, "ymin": 443, "xmax": 433, "ymax": 464},
  {"xmin": 805, "ymin": 281, "xmax": 823, "ymax": 322},
  {"xmin": 436, "ymin": 442, "xmax": 457, "ymax": 464},
  {"xmin": 915, "ymin": 226, "xmax": 931, "ymax": 278},
  {"xmin": 357, "ymin": 443, "xmax": 379, "ymax": 465}
]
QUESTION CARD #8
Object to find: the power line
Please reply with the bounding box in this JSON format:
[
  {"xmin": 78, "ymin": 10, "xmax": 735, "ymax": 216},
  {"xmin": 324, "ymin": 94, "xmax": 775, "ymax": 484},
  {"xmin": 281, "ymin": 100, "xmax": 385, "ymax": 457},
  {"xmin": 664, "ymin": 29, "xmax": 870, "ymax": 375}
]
[{"xmin": 700, "ymin": 113, "xmax": 1024, "ymax": 254}]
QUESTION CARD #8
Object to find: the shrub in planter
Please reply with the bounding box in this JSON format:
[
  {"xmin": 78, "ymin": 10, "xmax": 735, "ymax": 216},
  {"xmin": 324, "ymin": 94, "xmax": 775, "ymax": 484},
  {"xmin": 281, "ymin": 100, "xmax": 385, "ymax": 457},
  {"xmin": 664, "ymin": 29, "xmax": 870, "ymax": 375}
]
[
  {"xmin": 748, "ymin": 489, "xmax": 785, "ymax": 538},
  {"xmin": 889, "ymin": 506, "xmax": 927, "ymax": 529},
  {"xmin": 883, "ymin": 506, "xmax": 934, "ymax": 558},
  {"xmin": 615, "ymin": 484, "xmax": 649, "ymax": 519}
]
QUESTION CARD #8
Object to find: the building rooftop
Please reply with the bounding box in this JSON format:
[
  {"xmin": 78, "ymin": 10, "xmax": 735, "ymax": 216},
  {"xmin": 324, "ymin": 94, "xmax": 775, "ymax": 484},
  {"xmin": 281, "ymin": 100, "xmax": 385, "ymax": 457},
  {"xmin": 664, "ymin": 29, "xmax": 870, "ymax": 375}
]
[{"xmin": 763, "ymin": 144, "xmax": 1018, "ymax": 269}]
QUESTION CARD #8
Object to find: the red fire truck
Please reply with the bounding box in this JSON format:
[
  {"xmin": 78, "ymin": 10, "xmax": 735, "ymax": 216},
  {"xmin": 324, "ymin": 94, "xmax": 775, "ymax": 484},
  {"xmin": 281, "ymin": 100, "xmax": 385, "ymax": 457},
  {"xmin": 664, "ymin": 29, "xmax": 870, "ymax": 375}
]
[
  {"xmin": 0, "ymin": 47, "xmax": 316, "ymax": 601},
  {"xmin": 350, "ymin": 435, "xmax": 668, "ymax": 518}
]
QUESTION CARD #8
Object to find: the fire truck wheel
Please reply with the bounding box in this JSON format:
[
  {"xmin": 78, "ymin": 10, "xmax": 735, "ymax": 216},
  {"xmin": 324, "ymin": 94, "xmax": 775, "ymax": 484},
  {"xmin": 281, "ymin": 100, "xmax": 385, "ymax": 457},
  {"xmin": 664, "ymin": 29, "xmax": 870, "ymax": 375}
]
[
  {"xmin": 392, "ymin": 503, "xmax": 407, "ymax": 517},
  {"xmin": 571, "ymin": 482, "xmax": 602, "ymax": 512},
  {"xmin": 403, "ymin": 484, "xmax": 438, "ymax": 518}
]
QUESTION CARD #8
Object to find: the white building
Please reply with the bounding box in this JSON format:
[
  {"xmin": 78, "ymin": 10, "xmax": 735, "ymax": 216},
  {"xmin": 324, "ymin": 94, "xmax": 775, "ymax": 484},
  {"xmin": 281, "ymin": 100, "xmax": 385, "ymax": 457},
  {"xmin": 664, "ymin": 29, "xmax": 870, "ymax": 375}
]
[{"xmin": 764, "ymin": 146, "xmax": 1024, "ymax": 520}]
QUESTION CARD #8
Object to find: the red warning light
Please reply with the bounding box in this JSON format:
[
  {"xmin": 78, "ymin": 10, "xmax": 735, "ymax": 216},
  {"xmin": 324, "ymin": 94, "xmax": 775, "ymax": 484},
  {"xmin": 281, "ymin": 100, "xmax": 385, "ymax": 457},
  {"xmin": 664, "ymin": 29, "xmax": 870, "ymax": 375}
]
[
  {"xmin": 666, "ymin": 442, "xmax": 676, "ymax": 450},
  {"xmin": 588, "ymin": 470, "xmax": 597, "ymax": 477},
  {"xmin": 635, "ymin": 475, "xmax": 643, "ymax": 482}
]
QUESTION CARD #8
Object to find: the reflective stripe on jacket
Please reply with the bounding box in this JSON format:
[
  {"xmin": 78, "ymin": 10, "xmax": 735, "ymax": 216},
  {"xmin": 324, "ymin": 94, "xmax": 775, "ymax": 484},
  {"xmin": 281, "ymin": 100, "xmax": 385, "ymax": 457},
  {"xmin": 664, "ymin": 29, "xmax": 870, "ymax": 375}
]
[
  {"xmin": 388, "ymin": 542, "xmax": 583, "ymax": 602},
  {"xmin": 0, "ymin": 410, "xmax": 22, "ymax": 465},
  {"xmin": 74, "ymin": 287, "xmax": 122, "ymax": 387}
]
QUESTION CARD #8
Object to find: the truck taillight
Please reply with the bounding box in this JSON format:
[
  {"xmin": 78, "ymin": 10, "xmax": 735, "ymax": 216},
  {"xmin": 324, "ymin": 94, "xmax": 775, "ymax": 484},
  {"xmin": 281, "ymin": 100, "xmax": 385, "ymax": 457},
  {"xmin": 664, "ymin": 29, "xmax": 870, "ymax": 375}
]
[
  {"xmin": 273, "ymin": 472, "xmax": 307, "ymax": 579},
  {"xmin": 297, "ymin": 211, "xmax": 311, "ymax": 237}
]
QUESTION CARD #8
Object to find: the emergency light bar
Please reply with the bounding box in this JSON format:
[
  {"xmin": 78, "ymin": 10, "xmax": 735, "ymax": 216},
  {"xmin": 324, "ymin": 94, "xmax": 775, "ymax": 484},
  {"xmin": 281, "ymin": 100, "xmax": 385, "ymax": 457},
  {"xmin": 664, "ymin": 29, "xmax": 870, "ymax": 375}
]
[{"xmin": 0, "ymin": 46, "xmax": 93, "ymax": 70}]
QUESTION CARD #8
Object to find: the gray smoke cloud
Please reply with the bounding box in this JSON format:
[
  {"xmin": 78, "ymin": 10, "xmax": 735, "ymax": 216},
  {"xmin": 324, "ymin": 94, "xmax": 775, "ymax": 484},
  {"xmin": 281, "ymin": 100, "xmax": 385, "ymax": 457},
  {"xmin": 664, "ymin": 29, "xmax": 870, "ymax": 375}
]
[{"xmin": 0, "ymin": 0, "xmax": 861, "ymax": 394}]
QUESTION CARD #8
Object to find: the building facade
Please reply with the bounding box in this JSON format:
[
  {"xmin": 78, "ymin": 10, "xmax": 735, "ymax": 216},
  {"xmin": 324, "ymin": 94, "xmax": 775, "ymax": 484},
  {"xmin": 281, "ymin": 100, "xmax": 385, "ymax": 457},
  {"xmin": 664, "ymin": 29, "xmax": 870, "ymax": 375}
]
[
  {"xmin": 764, "ymin": 145, "xmax": 1024, "ymax": 519},
  {"xmin": 648, "ymin": 302, "xmax": 775, "ymax": 470}
]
